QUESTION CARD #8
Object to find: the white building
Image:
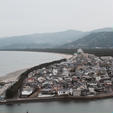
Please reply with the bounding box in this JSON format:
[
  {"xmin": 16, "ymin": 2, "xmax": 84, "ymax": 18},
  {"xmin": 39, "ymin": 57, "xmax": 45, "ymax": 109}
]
[{"xmin": 57, "ymin": 89, "xmax": 70, "ymax": 96}]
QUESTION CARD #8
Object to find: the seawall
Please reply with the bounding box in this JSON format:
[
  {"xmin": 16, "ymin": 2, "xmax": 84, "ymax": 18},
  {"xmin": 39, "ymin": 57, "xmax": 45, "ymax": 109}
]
[
  {"xmin": 1, "ymin": 92, "xmax": 113, "ymax": 105},
  {"xmin": 5, "ymin": 58, "xmax": 66, "ymax": 99}
]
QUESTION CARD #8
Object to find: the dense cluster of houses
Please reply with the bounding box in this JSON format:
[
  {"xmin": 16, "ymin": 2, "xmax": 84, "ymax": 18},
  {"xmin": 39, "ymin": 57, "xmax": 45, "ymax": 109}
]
[{"xmin": 20, "ymin": 49, "xmax": 113, "ymax": 98}]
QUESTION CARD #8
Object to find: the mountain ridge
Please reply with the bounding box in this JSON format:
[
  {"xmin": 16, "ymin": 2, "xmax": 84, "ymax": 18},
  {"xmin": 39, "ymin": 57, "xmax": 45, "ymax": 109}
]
[
  {"xmin": 0, "ymin": 27, "xmax": 113, "ymax": 49},
  {"xmin": 61, "ymin": 31, "xmax": 113, "ymax": 49}
]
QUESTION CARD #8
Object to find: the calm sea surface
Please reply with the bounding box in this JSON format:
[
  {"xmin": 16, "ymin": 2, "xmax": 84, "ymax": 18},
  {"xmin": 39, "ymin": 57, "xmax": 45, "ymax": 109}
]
[
  {"xmin": 0, "ymin": 51, "xmax": 113, "ymax": 113},
  {"xmin": 0, "ymin": 51, "xmax": 63, "ymax": 76}
]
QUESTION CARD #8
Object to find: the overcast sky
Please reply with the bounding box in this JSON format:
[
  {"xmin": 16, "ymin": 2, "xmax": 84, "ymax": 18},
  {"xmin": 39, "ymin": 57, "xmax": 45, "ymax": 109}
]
[{"xmin": 0, "ymin": 0, "xmax": 113, "ymax": 37}]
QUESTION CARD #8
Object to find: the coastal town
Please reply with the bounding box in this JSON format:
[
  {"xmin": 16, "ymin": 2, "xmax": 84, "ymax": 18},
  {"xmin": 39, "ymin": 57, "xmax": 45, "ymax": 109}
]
[
  {"xmin": 0, "ymin": 49, "xmax": 113, "ymax": 102},
  {"xmin": 19, "ymin": 49, "xmax": 113, "ymax": 98}
]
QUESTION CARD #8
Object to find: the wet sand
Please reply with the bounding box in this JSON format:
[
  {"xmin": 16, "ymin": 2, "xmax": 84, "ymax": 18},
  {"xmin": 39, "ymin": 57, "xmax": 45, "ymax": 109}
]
[{"xmin": 0, "ymin": 69, "xmax": 27, "ymax": 82}]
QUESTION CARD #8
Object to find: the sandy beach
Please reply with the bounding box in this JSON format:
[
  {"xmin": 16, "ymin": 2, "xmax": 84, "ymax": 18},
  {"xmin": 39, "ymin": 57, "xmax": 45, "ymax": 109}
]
[{"xmin": 0, "ymin": 69, "xmax": 27, "ymax": 82}]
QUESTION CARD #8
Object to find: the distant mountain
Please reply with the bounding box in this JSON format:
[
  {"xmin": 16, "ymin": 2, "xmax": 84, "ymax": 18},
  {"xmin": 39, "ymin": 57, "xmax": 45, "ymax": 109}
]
[
  {"xmin": 91, "ymin": 27, "xmax": 113, "ymax": 33},
  {"xmin": 0, "ymin": 30, "xmax": 86, "ymax": 49},
  {"xmin": 0, "ymin": 28, "xmax": 113, "ymax": 50},
  {"xmin": 61, "ymin": 32, "xmax": 113, "ymax": 49}
]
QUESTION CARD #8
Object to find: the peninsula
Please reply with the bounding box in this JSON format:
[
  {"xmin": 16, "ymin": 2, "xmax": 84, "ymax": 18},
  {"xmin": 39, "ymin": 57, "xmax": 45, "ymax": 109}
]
[{"xmin": 0, "ymin": 49, "xmax": 113, "ymax": 104}]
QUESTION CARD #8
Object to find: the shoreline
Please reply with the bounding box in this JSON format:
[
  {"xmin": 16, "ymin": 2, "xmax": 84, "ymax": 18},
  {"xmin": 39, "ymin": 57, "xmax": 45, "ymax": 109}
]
[
  {"xmin": 0, "ymin": 52, "xmax": 71, "ymax": 81},
  {"xmin": 0, "ymin": 48, "xmax": 113, "ymax": 57},
  {"xmin": 0, "ymin": 69, "xmax": 28, "ymax": 82},
  {"xmin": 1, "ymin": 93, "xmax": 113, "ymax": 105}
]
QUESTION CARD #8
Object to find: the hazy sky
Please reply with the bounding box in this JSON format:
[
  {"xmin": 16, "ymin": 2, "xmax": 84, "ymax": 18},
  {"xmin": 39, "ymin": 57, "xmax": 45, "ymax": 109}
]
[{"xmin": 0, "ymin": 0, "xmax": 113, "ymax": 37}]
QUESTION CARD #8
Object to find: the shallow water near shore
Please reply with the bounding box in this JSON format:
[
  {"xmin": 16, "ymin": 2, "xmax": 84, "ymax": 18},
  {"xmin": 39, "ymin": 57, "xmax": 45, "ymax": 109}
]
[
  {"xmin": 0, "ymin": 99, "xmax": 113, "ymax": 113},
  {"xmin": 0, "ymin": 51, "xmax": 113, "ymax": 113},
  {"xmin": 0, "ymin": 51, "xmax": 64, "ymax": 77}
]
